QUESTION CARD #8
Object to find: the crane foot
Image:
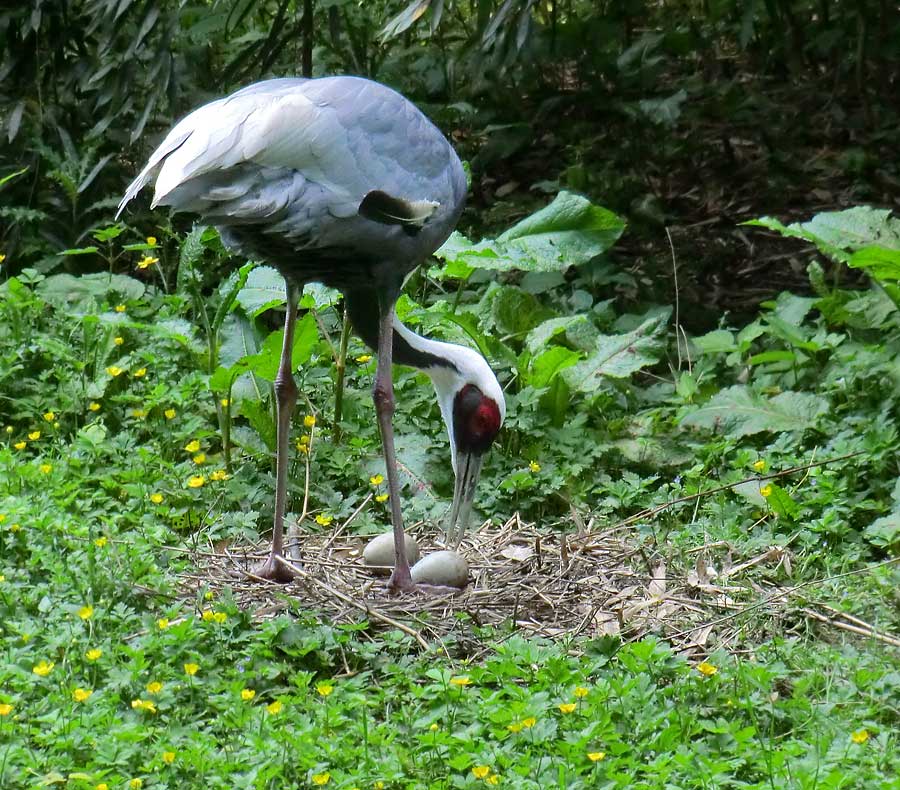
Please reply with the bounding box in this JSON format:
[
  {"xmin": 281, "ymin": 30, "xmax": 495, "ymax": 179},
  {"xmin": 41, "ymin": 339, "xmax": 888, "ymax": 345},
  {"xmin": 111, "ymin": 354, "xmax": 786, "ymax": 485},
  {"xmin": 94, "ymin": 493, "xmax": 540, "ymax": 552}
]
[
  {"xmin": 251, "ymin": 553, "xmax": 297, "ymax": 584},
  {"xmin": 387, "ymin": 567, "xmax": 417, "ymax": 595}
]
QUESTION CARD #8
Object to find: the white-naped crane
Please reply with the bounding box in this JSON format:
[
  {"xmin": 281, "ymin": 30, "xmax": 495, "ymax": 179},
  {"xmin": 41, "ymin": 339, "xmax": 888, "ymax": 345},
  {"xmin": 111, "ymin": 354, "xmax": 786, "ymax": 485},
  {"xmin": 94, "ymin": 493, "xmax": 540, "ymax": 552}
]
[{"xmin": 117, "ymin": 76, "xmax": 505, "ymax": 592}]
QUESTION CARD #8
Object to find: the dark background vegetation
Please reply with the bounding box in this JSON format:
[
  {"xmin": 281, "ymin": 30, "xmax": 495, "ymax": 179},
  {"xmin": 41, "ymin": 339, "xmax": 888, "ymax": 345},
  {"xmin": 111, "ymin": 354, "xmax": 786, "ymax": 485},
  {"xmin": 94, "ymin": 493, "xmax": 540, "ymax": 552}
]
[{"xmin": 2, "ymin": 0, "xmax": 899, "ymax": 321}]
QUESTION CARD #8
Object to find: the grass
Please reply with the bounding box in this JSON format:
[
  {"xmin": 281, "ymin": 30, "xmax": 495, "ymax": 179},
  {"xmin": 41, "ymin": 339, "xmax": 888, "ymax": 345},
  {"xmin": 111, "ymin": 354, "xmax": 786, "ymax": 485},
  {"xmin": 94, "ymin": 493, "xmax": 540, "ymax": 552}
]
[{"xmin": 3, "ymin": 208, "xmax": 900, "ymax": 788}]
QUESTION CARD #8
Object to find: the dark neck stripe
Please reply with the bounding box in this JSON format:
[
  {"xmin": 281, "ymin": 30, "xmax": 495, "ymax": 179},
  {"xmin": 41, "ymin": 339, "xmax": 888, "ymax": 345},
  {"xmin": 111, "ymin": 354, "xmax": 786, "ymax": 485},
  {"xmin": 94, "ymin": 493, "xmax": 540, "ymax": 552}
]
[{"xmin": 345, "ymin": 290, "xmax": 458, "ymax": 373}]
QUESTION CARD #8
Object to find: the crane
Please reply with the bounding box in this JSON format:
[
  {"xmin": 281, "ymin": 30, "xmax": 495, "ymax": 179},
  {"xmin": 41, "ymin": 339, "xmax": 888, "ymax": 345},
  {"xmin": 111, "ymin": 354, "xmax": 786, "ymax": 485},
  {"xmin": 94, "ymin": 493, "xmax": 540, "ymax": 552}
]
[{"xmin": 117, "ymin": 76, "xmax": 505, "ymax": 593}]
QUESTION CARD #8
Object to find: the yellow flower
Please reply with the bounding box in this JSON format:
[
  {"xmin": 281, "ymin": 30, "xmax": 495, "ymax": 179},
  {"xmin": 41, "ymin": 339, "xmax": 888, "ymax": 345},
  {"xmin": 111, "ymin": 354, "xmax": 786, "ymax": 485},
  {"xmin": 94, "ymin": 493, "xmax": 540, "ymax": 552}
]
[
  {"xmin": 114, "ymin": 304, "xmax": 126, "ymax": 313},
  {"xmin": 33, "ymin": 660, "xmax": 55, "ymax": 676},
  {"xmin": 521, "ymin": 717, "xmax": 536, "ymax": 728},
  {"xmin": 134, "ymin": 368, "xmax": 147, "ymax": 378},
  {"xmin": 472, "ymin": 766, "xmax": 490, "ymax": 779},
  {"xmin": 760, "ymin": 484, "xmax": 773, "ymax": 498},
  {"xmin": 241, "ymin": 689, "xmax": 256, "ymax": 701},
  {"xmin": 43, "ymin": 411, "xmax": 56, "ymax": 422},
  {"xmin": 164, "ymin": 408, "xmax": 176, "ymax": 420},
  {"xmin": 146, "ymin": 681, "xmax": 163, "ymax": 694},
  {"xmin": 201, "ymin": 610, "xmax": 214, "ymax": 622},
  {"xmin": 28, "ymin": 430, "xmax": 40, "ymax": 440},
  {"xmin": 78, "ymin": 605, "xmax": 94, "ymax": 620},
  {"xmin": 183, "ymin": 663, "xmax": 199, "ymax": 676},
  {"xmin": 486, "ymin": 776, "xmax": 500, "ymax": 786},
  {"xmin": 315, "ymin": 682, "xmax": 334, "ymax": 697},
  {"xmin": 311, "ymin": 773, "xmax": 330, "ymax": 786},
  {"xmin": 193, "ymin": 453, "xmax": 206, "ymax": 465},
  {"xmin": 39, "ymin": 464, "xmax": 52, "ymax": 474},
  {"xmin": 96, "ymin": 784, "xmax": 108, "ymax": 790},
  {"xmin": 188, "ymin": 475, "xmax": 206, "ymax": 488},
  {"xmin": 449, "ymin": 676, "xmax": 471, "ymax": 686},
  {"xmin": 220, "ymin": 398, "xmax": 230, "ymax": 407},
  {"xmin": 94, "ymin": 536, "xmax": 108, "ymax": 547},
  {"xmin": 130, "ymin": 779, "xmax": 142, "ymax": 790},
  {"xmin": 210, "ymin": 469, "xmax": 229, "ymax": 481},
  {"xmin": 0, "ymin": 703, "xmax": 12, "ymax": 716},
  {"xmin": 131, "ymin": 699, "xmax": 157, "ymax": 713},
  {"xmin": 184, "ymin": 439, "xmax": 201, "ymax": 453},
  {"xmin": 89, "ymin": 402, "xmax": 101, "ymax": 412},
  {"xmin": 266, "ymin": 700, "xmax": 282, "ymax": 715},
  {"xmin": 157, "ymin": 618, "xmax": 170, "ymax": 630},
  {"xmin": 298, "ymin": 434, "xmax": 310, "ymax": 445},
  {"xmin": 558, "ymin": 702, "xmax": 577, "ymax": 714},
  {"xmin": 13, "ymin": 441, "xmax": 26, "ymax": 450},
  {"xmin": 86, "ymin": 648, "xmax": 102, "ymax": 661},
  {"xmin": 369, "ymin": 474, "xmax": 384, "ymax": 486},
  {"xmin": 304, "ymin": 414, "xmax": 316, "ymax": 428},
  {"xmin": 529, "ymin": 461, "xmax": 541, "ymax": 473},
  {"xmin": 375, "ymin": 493, "xmax": 389, "ymax": 503},
  {"xmin": 131, "ymin": 409, "xmax": 147, "ymax": 418},
  {"xmin": 0, "ymin": 575, "xmax": 4, "ymax": 582},
  {"xmin": 10, "ymin": 523, "xmax": 21, "ymax": 533},
  {"xmin": 106, "ymin": 366, "xmax": 123, "ymax": 377},
  {"xmin": 146, "ymin": 236, "xmax": 157, "ymax": 246},
  {"xmin": 374, "ymin": 783, "xmax": 385, "ymax": 790},
  {"xmin": 162, "ymin": 751, "xmax": 175, "ymax": 764},
  {"xmin": 212, "ymin": 612, "xmax": 227, "ymax": 624},
  {"xmin": 114, "ymin": 336, "xmax": 124, "ymax": 346},
  {"xmin": 429, "ymin": 722, "xmax": 439, "ymax": 731},
  {"xmin": 574, "ymin": 686, "xmax": 589, "ymax": 698},
  {"xmin": 697, "ymin": 661, "xmax": 718, "ymax": 677},
  {"xmin": 0, "ymin": 514, "xmax": 5, "ymax": 522},
  {"xmin": 137, "ymin": 256, "xmax": 158, "ymax": 270},
  {"xmin": 315, "ymin": 514, "xmax": 333, "ymax": 527},
  {"xmin": 0, "ymin": 254, "xmax": 5, "ymax": 263},
  {"xmin": 149, "ymin": 493, "xmax": 164, "ymax": 504},
  {"xmin": 587, "ymin": 752, "xmax": 606, "ymax": 762},
  {"xmin": 851, "ymin": 728, "xmax": 870, "ymax": 744},
  {"xmin": 73, "ymin": 688, "xmax": 93, "ymax": 702},
  {"xmin": 355, "ymin": 354, "xmax": 372, "ymax": 363},
  {"xmin": 753, "ymin": 459, "xmax": 766, "ymax": 471},
  {"xmin": 507, "ymin": 722, "xmax": 523, "ymax": 733}
]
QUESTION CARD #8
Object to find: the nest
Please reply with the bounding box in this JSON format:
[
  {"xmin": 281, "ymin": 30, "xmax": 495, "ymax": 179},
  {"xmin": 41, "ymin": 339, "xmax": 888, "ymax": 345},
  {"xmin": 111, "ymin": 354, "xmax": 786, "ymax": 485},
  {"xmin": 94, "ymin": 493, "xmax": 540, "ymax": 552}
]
[{"xmin": 176, "ymin": 509, "xmax": 900, "ymax": 657}]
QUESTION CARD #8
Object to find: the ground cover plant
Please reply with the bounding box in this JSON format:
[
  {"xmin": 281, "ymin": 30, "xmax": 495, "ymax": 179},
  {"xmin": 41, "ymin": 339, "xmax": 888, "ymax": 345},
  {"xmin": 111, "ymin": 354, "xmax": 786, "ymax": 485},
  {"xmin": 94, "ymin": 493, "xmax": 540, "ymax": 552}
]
[{"xmin": 2, "ymin": 200, "xmax": 900, "ymax": 788}]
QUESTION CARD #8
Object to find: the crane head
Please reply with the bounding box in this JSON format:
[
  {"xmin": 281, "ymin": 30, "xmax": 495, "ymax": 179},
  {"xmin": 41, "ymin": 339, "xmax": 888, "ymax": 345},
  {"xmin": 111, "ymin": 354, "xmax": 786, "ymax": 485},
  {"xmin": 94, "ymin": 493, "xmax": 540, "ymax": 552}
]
[
  {"xmin": 444, "ymin": 382, "xmax": 503, "ymax": 546},
  {"xmin": 426, "ymin": 345, "xmax": 505, "ymax": 547}
]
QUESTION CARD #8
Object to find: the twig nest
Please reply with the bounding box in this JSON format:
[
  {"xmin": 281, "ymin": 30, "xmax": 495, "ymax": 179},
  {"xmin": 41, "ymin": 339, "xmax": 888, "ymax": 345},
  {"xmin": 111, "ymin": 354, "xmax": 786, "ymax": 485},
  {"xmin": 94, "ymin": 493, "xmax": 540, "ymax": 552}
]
[
  {"xmin": 363, "ymin": 530, "xmax": 420, "ymax": 575},
  {"xmin": 411, "ymin": 550, "xmax": 469, "ymax": 589}
]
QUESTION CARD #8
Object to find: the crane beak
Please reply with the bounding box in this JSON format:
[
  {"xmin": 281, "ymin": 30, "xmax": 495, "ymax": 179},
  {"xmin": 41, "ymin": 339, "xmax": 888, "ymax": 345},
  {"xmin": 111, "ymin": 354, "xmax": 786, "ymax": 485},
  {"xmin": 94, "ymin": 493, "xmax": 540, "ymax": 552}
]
[{"xmin": 445, "ymin": 451, "xmax": 484, "ymax": 547}]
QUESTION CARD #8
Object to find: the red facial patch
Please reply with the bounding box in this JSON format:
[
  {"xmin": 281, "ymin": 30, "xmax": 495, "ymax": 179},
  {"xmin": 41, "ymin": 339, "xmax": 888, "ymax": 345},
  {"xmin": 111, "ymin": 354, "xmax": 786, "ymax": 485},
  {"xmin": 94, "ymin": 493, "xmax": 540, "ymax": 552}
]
[{"xmin": 453, "ymin": 384, "xmax": 502, "ymax": 454}]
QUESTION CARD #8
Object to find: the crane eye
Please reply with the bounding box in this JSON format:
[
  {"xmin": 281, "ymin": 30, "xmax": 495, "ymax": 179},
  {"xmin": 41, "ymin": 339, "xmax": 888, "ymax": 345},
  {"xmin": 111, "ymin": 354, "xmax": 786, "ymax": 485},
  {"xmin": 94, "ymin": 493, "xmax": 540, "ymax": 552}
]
[{"xmin": 452, "ymin": 384, "xmax": 502, "ymax": 454}]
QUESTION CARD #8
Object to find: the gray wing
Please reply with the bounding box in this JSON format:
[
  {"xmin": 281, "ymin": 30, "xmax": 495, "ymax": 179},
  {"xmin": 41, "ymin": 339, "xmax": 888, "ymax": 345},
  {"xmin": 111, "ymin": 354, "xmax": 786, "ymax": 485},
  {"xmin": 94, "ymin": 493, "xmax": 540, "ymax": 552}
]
[{"xmin": 117, "ymin": 77, "xmax": 466, "ymax": 258}]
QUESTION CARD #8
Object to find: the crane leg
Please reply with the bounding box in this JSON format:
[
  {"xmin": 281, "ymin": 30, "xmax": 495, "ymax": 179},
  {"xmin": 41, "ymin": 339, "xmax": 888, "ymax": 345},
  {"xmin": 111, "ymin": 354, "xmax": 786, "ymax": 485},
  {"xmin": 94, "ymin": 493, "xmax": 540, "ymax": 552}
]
[
  {"xmin": 253, "ymin": 281, "xmax": 302, "ymax": 583},
  {"xmin": 374, "ymin": 294, "xmax": 415, "ymax": 594}
]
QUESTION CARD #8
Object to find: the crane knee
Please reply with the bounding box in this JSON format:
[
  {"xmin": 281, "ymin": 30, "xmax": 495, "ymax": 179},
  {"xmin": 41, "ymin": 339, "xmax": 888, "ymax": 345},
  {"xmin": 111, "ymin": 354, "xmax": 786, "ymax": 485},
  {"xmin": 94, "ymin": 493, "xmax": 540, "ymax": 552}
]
[{"xmin": 274, "ymin": 373, "xmax": 298, "ymax": 408}]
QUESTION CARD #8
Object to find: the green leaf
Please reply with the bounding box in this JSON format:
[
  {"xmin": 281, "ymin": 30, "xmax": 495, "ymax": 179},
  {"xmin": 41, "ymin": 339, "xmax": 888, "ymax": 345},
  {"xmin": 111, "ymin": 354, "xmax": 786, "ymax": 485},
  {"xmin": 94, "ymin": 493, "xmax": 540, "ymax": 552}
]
[
  {"xmin": 59, "ymin": 246, "xmax": 100, "ymax": 256},
  {"xmin": 491, "ymin": 287, "xmax": 550, "ymax": 336},
  {"xmin": 747, "ymin": 207, "xmax": 900, "ymax": 266},
  {"xmin": 237, "ymin": 265, "xmax": 286, "ymax": 316},
  {"xmin": 212, "ymin": 262, "xmax": 254, "ymax": 331},
  {"xmin": 497, "ymin": 191, "xmax": 627, "ymax": 271},
  {"xmin": 176, "ymin": 226, "xmax": 207, "ymax": 294},
  {"xmin": 300, "ymin": 283, "xmax": 341, "ymax": 310},
  {"xmin": 528, "ymin": 346, "xmax": 581, "ymax": 388},
  {"xmin": 680, "ymin": 386, "xmax": 829, "ymax": 437},
  {"xmin": 36, "ymin": 273, "xmax": 145, "ymax": 308},
  {"xmin": 692, "ymin": 329, "xmax": 736, "ymax": 355},
  {"xmin": 243, "ymin": 313, "xmax": 318, "ymax": 382},
  {"xmin": 526, "ymin": 315, "xmax": 595, "ymax": 354},
  {"xmin": 848, "ymin": 246, "xmax": 900, "ymax": 281},
  {"xmin": 562, "ymin": 315, "xmax": 665, "ymax": 392},
  {"xmin": 239, "ymin": 399, "xmax": 276, "ymax": 451}
]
